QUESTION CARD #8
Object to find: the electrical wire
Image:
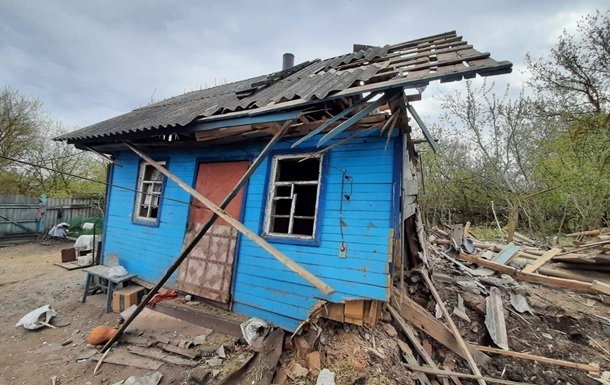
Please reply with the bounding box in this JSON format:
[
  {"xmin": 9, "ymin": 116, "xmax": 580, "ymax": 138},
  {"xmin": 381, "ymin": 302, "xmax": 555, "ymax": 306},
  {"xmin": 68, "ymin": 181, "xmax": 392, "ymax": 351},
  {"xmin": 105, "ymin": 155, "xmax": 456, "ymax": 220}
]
[{"xmin": 0, "ymin": 154, "xmax": 205, "ymax": 209}]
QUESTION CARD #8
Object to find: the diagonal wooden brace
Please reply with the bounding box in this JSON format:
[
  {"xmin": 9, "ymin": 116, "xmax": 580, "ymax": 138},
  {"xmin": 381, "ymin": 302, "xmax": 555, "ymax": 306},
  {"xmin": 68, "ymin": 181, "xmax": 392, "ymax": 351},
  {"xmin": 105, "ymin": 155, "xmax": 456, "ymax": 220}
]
[
  {"xmin": 123, "ymin": 142, "xmax": 335, "ymax": 296},
  {"xmin": 102, "ymin": 122, "xmax": 293, "ymax": 353}
]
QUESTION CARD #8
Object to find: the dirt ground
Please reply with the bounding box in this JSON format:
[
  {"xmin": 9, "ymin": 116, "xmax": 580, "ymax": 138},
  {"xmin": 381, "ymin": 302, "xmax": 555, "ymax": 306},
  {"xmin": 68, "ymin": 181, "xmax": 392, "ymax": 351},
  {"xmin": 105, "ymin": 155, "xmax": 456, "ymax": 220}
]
[
  {"xmin": 1, "ymin": 240, "xmax": 609, "ymax": 385},
  {"xmin": 0, "ymin": 241, "xmax": 244, "ymax": 385}
]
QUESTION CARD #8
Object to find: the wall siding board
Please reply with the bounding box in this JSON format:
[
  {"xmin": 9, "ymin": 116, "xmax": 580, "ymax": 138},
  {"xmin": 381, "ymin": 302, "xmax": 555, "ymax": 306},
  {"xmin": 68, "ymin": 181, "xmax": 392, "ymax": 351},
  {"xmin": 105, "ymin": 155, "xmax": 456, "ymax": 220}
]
[
  {"xmin": 102, "ymin": 130, "xmax": 398, "ymax": 331},
  {"xmin": 237, "ymin": 257, "xmax": 389, "ymax": 288},
  {"xmin": 234, "ymin": 265, "xmax": 388, "ymax": 301},
  {"xmin": 232, "ymin": 302, "xmax": 303, "ymax": 332},
  {"xmin": 238, "ymin": 245, "xmax": 390, "ymax": 272}
]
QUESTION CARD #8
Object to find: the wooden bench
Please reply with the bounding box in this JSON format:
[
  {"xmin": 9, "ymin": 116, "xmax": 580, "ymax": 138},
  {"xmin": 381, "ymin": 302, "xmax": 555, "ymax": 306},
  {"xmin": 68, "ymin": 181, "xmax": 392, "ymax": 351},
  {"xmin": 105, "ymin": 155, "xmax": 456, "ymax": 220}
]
[{"xmin": 81, "ymin": 265, "xmax": 137, "ymax": 312}]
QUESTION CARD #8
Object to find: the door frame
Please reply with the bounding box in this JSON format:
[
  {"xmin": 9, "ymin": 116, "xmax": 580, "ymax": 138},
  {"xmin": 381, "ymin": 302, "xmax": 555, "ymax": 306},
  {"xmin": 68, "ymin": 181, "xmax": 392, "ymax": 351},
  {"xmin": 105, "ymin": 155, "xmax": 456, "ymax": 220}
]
[{"xmin": 188, "ymin": 154, "xmax": 253, "ymax": 310}]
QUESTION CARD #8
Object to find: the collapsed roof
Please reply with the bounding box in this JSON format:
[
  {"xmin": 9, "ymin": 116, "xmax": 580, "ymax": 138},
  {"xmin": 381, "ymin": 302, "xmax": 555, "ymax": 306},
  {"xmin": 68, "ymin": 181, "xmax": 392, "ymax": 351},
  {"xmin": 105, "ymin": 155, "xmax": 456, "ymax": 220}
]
[{"xmin": 58, "ymin": 31, "xmax": 512, "ymax": 143}]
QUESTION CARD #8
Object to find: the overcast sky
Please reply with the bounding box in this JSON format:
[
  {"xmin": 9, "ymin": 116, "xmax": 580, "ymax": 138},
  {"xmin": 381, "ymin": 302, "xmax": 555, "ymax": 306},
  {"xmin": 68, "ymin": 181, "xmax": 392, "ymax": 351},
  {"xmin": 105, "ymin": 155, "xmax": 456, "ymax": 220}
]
[{"xmin": 0, "ymin": 1, "xmax": 607, "ymax": 131}]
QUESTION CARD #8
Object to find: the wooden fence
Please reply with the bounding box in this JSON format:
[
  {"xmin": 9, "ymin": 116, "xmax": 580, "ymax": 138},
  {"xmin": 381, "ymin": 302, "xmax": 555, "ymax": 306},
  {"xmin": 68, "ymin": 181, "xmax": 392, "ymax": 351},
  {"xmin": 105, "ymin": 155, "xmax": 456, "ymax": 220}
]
[{"xmin": 0, "ymin": 194, "xmax": 103, "ymax": 237}]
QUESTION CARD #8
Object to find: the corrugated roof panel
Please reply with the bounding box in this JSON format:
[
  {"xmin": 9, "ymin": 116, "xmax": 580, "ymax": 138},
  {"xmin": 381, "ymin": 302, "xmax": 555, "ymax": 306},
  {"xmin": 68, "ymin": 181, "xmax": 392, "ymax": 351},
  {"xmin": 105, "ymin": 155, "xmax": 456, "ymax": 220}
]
[{"xmin": 58, "ymin": 32, "xmax": 512, "ymax": 142}]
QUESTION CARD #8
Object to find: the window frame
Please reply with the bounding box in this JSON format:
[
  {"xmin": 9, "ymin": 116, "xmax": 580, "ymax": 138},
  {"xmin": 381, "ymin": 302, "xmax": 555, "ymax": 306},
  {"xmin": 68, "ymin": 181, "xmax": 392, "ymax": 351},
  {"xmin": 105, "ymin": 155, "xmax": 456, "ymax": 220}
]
[
  {"xmin": 262, "ymin": 152, "xmax": 326, "ymax": 246},
  {"xmin": 132, "ymin": 160, "xmax": 167, "ymax": 226}
]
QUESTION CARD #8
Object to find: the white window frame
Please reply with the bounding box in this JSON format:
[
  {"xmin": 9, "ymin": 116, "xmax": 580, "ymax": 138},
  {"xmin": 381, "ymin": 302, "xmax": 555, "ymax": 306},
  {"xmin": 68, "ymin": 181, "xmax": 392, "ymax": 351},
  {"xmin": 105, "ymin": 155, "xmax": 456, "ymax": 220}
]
[
  {"xmin": 134, "ymin": 161, "xmax": 166, "ymax": 222},
  {"xmin": 263, "ymin": 154, "xmax": 323, "ymax": 240}
]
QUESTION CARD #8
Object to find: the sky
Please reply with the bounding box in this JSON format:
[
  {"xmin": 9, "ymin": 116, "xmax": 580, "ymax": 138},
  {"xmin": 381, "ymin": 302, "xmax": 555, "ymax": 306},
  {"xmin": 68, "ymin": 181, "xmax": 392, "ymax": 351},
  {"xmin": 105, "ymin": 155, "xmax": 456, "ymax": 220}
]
[{"xmin": 0, "ymin": 0, "xmax": 607, "ymax": 131}]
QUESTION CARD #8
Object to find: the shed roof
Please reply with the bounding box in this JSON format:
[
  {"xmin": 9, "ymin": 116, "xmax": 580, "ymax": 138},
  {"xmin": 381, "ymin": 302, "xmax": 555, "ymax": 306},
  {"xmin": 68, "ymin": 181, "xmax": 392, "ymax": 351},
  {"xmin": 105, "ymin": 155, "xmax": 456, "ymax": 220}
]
[{"xmin": 58, "ymin": 31, "xmax": 511, "ymax": 142}]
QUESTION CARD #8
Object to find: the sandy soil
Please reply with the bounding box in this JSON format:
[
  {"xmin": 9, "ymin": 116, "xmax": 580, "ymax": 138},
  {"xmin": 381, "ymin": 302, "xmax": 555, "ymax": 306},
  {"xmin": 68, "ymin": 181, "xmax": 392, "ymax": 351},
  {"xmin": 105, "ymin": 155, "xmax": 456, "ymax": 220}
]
[
  {"xmin": 2, "ymin": 241, "xmax": 609, "ymax": 385},
  {"xmin": 0, "ymin": 241, "xmax": 241, "ymax": 385}
]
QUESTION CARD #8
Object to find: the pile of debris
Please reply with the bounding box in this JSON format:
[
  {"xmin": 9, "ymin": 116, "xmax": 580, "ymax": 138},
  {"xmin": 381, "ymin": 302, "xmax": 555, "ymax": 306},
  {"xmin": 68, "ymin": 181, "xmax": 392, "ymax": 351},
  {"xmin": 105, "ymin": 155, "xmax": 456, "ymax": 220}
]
[
  {"xmin": 79, "ymin": 226, "xmax": 609, "ymax": 385},
  {"xmin": 271, "ymin": 225, "xmax": 610, "ymax": 385},
  {"xmin": 429, "ymin": 225, "xmax": 610, "ymax": 296}
]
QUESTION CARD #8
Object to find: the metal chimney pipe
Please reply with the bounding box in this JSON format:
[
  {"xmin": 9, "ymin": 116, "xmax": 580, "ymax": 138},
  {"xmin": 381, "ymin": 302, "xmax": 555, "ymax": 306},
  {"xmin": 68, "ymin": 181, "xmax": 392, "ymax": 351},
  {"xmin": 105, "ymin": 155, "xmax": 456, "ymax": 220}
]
[{"xmin": 282, "ymin": 53, "xmax": 294, "ymax": 70}]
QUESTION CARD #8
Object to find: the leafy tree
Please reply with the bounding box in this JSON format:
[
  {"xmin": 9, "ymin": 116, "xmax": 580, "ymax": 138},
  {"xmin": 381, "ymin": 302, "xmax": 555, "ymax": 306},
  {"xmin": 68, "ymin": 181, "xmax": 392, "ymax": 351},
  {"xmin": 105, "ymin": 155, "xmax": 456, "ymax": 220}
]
[
  {"xmin": 421, "ymin": 11, "xmax": 610, "ymax": 235},
  {"xmin": 430, "ymin": 80, "xmax": 546, "ymax": 240},
  {"xmin": 526, "ymin": 10, "xmax": 610, "ymax": 123},
  {"xmin": 0, "ymin": 87, "xmax": 41, "ymax": 168},
  {"xmin": 527, "ymin": 10, "xmax": 610, "ymax": 230},
  {"xmin": 0, "ymin": 87, "xmax": 106, "ymax": 197}
]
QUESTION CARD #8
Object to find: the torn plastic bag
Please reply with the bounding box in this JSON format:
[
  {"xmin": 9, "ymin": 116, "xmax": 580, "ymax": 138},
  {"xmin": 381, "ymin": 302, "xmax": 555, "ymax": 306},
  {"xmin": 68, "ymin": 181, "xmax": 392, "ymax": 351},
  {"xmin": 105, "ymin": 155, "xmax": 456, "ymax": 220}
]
[
  {"xmin": 15, "ymin": 305, "xmax": 57, "ymax": 330},
  {"xmin": 240, "ymin": 317, "xmax": 270, "ymax": 351}
]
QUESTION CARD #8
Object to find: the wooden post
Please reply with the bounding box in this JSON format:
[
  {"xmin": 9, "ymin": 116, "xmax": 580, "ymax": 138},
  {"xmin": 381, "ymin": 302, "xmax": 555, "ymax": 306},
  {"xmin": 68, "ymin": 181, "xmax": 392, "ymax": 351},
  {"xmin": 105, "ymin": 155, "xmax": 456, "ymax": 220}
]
[
  {"xmin": 506, "ymin": 196, "xmax": 519, "ymax": 243},
  {"xmin": 123, "ymin": 142, "xmax": 334, "ymax": 295},
  {"xmin": 101, "ymin": 122, "xmax": 292, "ymax": 353}
]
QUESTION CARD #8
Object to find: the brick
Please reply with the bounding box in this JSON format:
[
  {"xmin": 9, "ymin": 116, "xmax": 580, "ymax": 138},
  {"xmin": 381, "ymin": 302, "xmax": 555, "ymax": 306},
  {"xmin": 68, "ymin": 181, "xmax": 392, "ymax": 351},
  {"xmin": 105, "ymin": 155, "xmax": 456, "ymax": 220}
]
[{"xmin": 294, "ymin": 336, "xmax": 311, "ymax": 358}]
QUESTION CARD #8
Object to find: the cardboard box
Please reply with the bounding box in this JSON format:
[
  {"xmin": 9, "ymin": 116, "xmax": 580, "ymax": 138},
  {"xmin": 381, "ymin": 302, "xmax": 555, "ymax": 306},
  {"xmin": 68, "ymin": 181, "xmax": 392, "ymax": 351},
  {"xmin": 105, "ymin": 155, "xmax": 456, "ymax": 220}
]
[{"xmin": 112, "ymin": 285, "xmax": 146, "ymax": 313}]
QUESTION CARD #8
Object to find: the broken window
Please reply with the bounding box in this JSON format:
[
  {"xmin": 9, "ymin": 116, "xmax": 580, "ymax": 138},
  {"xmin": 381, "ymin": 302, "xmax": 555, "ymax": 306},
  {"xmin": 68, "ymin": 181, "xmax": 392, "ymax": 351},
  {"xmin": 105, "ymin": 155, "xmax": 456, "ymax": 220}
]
[
  {"xmin": 134, "ymin": 162, "xmax": 166, "ymax": 222},
  {"xmin": 264, "ymin": 154, "xmax": 323, "ymax": 239}
]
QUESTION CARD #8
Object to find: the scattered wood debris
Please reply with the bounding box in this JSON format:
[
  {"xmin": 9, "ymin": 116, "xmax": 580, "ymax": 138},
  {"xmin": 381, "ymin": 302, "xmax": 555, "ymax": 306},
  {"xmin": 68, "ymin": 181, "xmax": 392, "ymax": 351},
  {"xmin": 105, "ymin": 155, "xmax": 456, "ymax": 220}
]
[{"xmin": 86, "ymin": 225, "xmax": 609, "ymax": 385}]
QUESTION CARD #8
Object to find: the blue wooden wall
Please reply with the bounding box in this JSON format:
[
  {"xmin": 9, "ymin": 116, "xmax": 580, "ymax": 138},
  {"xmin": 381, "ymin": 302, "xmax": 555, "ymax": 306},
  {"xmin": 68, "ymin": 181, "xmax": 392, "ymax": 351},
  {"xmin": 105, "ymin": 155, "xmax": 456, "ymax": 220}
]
[{"xmin": 103, "ymin": 130, "xmax": 400, "ymax": 331}]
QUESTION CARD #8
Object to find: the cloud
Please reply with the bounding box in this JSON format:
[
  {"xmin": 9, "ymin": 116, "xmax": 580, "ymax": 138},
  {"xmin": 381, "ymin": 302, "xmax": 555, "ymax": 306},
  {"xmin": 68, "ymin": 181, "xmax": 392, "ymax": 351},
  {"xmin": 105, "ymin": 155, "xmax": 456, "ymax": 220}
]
[{"xmin": 0, "ymin": 0, "xmax": 607, "ymax": 128}]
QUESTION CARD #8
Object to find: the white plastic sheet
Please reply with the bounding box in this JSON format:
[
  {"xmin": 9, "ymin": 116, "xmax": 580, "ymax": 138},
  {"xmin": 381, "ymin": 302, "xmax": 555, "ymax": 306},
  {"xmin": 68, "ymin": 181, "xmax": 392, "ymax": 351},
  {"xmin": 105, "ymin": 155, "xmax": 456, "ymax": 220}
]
[
  {"xmin": 109, "ymin": 265, "xmax": 129, "ymax": 278},
  {"xmin": 15, "ymin": 305, "xmax": 57, "ymax": 330},
  {"xmin": 240, "ymin": 317, "xmax": 270, "ymax": 350}
]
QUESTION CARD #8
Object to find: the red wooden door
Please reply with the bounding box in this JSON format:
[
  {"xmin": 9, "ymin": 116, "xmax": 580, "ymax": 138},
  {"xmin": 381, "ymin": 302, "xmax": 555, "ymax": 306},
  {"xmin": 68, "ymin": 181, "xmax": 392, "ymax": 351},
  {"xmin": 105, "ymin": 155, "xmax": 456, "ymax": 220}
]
[{"xmin": 176, "ymin": 161, "xmax": 248, "ymax": 303}]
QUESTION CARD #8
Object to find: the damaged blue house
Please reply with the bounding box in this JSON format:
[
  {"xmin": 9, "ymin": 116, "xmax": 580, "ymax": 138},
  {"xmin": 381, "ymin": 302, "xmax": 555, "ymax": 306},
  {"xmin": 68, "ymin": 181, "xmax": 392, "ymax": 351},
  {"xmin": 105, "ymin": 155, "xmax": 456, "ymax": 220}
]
[{"xmin": 58, "ymin": 31, "xmax": 511, "ymax": 331}]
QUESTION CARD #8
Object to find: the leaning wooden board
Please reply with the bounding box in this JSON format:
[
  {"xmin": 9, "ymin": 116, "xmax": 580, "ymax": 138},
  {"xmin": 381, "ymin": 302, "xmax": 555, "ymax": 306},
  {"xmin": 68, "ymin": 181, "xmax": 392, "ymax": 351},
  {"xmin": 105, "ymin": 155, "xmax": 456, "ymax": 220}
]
[{"xmin": 390, "ymin": 290, "xmax": 490, "ymax": 366}]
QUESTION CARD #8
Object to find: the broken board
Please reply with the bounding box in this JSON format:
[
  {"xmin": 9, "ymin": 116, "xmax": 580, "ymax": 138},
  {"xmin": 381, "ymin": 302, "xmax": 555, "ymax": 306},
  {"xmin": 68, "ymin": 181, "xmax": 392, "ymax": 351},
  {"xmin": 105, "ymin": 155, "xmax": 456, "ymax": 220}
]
[
  {"xmin": 54, "ymin": 261, "xmax": 89, "ymax": 270},
  {"xmin": 91, "ymin": 349, "xmax": 163, "ymax": 370}
]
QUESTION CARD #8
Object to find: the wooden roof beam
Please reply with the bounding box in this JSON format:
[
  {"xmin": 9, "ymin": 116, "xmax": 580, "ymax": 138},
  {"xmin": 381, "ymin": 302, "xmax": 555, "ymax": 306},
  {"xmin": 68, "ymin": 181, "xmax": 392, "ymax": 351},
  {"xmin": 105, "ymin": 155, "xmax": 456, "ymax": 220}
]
[
  {"xmin": 291, "ymin": 91, "xmax": 381, "ymax": 148},
  {"xmin": 317, "ymin": 89, "xmax": 401, "ymax": 147}
]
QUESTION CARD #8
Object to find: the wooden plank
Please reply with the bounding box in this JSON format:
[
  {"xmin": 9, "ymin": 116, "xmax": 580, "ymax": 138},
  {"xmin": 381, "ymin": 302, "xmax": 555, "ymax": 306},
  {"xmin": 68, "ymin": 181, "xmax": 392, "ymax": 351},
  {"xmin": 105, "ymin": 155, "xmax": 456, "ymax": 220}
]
[
  {"xmin": 420, "ymin": 270, "xmax": 487, "ymax": 385},
  {"xmin": 537, "ymin": 266, "xmax": 598, "ymax": 283},
  {"xmin": 195, "ymin": 124, "xmax": 252, "ymax": 141},
  {"xmin": 567, "ymin": 229, "xmax": 603, "ymax": 237},
  {"xmin": 366, "ymin": 300, "xmax": 379, "ymax": 326},
  {"xmin": 344, "ymin": 300, "xmax": 365, "ymax": 319},
  {"xmin": 344, "ymin": 300, "xmax": 365, "ymax": 325},
  {"xmin": 516, "ymin": 271, "xmax": 594, "ymax": 292},
  {"xmin": 391, "ymin": 290, "xmax": 490, "ymax": 366},
  {"xmin": 158, "ymin": 342, "xmax": 200, "ymax": 359},
  {"xmin": 127, "ymin": 345, "xmax": 198, "ymax": 367},
  {"xmin": 124, "ymin": 141, "xmax": 334, "ymax": 296},
  {"xmin": 388, "ymin": 305, "xmax": 454, "ymax": 385},
  {"xmin": 388, "ymin": 305, "xmax": 437, "ymax": 367},
  {"xmin": 521, "ymin": 248, "xmax": 561, "ymax": 273},
  {"xmin": 492, "ymin": 242, "xmax": 520, "ymax": 265},
  {"xmin": 291, "ymin": 92, "xmax": 379, "ymax": 148},
  {"xmin": 458, "ymin": 253, "xmax": 596, "ymax": 293},
  {"xmin": 473, "ymin": 345, "xmax": 600, "ymax": 373},
  {"xmin": 403, "ymin": 364, "xmax": 536, "ymax": 385},
  {"xmin": 90, "ymin": 350, "xmax": 163, "ymax": 370},
  {"xmin": 457, "ymin": 253, "xmax": 518, "ymax": 275},
  {"xmin": 396, "ymin": 339, "xmax": 434, "ymax": 385},
  {"xmin": 53, "ymin": 262, "xmax": 87, "ymax": 270},
  {"xmin": 317, "ymin": 90, "xmax": 399, "ymax": 146},
  {"xmin": 592, "ymin": 280, "xmax": 610, "ymax": 295},
  {"xmin": 324, "ymin": 303, "xmax": 344, "ymax": 323},
  {"xmin": 406, "ymin": 104, "xmax": 439, "ymax": 152}
]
